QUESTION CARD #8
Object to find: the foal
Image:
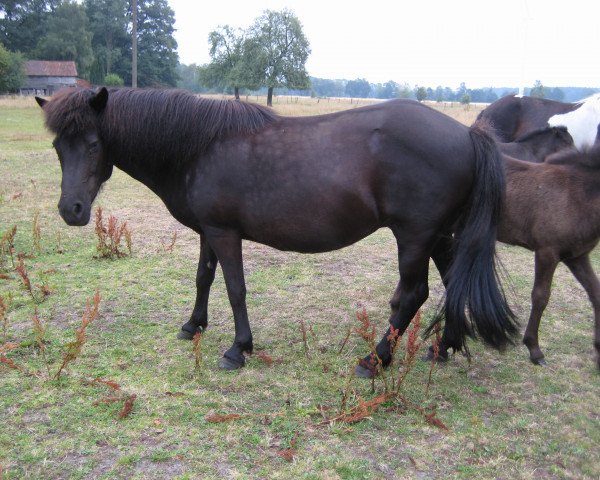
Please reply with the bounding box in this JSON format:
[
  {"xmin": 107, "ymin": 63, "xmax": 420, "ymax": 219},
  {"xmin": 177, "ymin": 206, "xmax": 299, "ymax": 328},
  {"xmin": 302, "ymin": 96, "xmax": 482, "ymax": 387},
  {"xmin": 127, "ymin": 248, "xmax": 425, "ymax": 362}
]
[{"xmin": 431, "ymin": 144, "xmax": 600, "ymax": 368}]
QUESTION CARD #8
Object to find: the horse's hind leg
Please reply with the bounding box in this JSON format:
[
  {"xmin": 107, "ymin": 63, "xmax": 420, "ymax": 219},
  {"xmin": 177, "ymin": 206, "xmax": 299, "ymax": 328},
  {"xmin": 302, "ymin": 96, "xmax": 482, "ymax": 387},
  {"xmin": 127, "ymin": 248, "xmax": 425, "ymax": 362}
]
[
  {"xmin": 355, "ymin": 236, "xmax": 431, "ymax": 377},
  {"xmin": 178, "ymin": 235, "xmax": 218, "ymax": 340},
  {"xmin": 523, "ymin": 249, "xmax": 559, "ymax": 365},
  {"xmin": 564, "ymin": 254, "xmax": 600, "ymax": 369},
  {"xmin": 423, "ymin": 235, "xmax": 455, "ymax": 362}
]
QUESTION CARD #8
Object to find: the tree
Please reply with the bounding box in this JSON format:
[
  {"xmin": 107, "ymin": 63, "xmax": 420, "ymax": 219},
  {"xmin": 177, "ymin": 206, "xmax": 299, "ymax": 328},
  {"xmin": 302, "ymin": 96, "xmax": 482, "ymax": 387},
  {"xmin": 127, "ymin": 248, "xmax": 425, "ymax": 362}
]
[
  {"xmin": 414, "ymin": 86, "xmax": 427, "ymax": 102},
  {"xmin": 310, "ymin": 77, "xmax": 344, "ymax": 97},
  {"xmin": 345, "ymin": 78, "xmax": 371, "ymax": 98},
  {"xmin": 203, "ymin": 25, "xmax": 246, "ymax": 98},
  {"xmin": 247, "ymin": 9, "xmax": 310, "ymax": 106},
  {"xmin": 0, "ymin": 0, "xmax": 61, "ymax": 56},
  {"xmin": 84, "ymin": 0, "xmax": 130, "ymax": 85},
  {"xmin": 177, "ymin": 63, "xmax": 202, "ymax": 92},
  {"xmin": 103, "ymin": 73, "xmax": 124, "ymax": 86},
  {"xmin": 136, "ymin": 0, "xmax": 178, "ymax": 87},
  {"xmin": 34, "ymin": 1, "xmax": 93, "ymax": 79},
  {"xmin": 530, "ymin": 80, "xmax": 545, "ymax": 98},
  {"xmin": 0, "ymin": 42, "xmax": 24, "ymax": 92}
]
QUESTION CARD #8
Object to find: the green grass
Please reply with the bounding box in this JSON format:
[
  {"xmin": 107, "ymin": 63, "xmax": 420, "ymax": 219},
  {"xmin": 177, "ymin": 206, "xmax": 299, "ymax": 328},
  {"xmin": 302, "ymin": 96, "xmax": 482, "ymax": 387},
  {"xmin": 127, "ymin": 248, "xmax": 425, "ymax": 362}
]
[{"xmin": 1, "ymin": 97, "xmax": 599, "ymax": 479}]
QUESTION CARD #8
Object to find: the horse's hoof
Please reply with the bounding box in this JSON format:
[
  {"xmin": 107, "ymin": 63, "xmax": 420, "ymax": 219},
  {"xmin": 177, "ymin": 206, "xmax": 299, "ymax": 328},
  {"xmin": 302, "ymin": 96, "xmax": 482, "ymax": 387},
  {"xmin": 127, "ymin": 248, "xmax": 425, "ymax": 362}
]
[
  {"xmin": 531, "ymin": 356, "xmax": 547, "ymax": 367},
  {"xmin": 422, "ymin": 346, "xmax": 450, "ymax": 363},
  {"xmin": 218, "ymin": 356, "xmax": 245, "ymax": 370},
  {"xmin": 354, "ymin": 364, "xmax": 375, "ymax": 378},
  {"xmin": 177, "ymin": 329, "xmax": 195, "ymax": 340}
]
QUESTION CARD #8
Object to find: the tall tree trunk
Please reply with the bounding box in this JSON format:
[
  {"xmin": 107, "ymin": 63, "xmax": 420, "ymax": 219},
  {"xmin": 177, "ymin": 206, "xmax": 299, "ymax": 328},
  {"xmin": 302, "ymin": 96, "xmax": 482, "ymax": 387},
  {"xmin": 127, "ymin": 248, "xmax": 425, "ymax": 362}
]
[
  {"xmin": 132, "ymin": 0, "xmax": 138, "ymax": 88},
  {"xmin": 234, "ymin": 86, "xmax": 240, "ymax": 100},
  {"xmin": 267, "ymin": 87, "xmax": 274, "ymax": 107}
]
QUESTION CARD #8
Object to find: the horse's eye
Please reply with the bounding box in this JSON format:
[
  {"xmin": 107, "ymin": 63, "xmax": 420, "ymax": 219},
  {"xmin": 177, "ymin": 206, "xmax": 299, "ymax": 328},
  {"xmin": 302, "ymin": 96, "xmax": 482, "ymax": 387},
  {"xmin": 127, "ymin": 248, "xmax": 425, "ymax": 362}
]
[{"xmin": 89, "ymin": 141, "xmax": 99, "ymax": 152}]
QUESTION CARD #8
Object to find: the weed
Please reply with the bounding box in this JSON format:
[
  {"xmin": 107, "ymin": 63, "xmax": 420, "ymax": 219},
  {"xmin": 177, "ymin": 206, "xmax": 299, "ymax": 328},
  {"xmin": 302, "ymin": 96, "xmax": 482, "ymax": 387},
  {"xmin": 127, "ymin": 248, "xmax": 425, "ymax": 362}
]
[
  {"xmin": 320, "ymin": 309, "xmax": 446, "ymax": 430},
  {"xmin": 0, "ymin": 294, "xmax": 7, "ymax": 340},
  {"xmin": 94, "ymin": 207, "xmax": 132, "ymax": 258},
  {"xmin": 15, "ymin": 255, "xmax": 47, "ymax": 304},
  {"xmin": 31, "ymin": 309, "xmax": 50, "ymax": 377},
  {"xmin": 32, "ymin": 211, "xmax": 41, "ymax": 255},
  {"xmin": 118, "ymin": 394, "xmax": 137, "ymax": 419},
  {"xmin": 300, "ymin": 319, "xmax": 310, "ymax": 358},
  {"xmin": 54, "ymin": 290, "xmax": 101, "ymax": 380},
  {"xmin": 0, "ymin": 225, "xmax": 17, "ymax": 269},
  {"xmin": 160, "ymin": 231, "xmax": 177, "ymax": 253},
  {"xmin": 192, "ymin": 331, "xmax": 203, "ymax": 369}
]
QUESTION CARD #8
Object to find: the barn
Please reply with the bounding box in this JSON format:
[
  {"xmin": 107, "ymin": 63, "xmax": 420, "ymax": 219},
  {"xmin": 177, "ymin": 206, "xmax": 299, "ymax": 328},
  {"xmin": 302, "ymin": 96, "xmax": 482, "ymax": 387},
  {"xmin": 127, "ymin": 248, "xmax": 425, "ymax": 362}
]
[{"xmin": 20, "ymin": 60, "xmax": 79, "ymax": 96}]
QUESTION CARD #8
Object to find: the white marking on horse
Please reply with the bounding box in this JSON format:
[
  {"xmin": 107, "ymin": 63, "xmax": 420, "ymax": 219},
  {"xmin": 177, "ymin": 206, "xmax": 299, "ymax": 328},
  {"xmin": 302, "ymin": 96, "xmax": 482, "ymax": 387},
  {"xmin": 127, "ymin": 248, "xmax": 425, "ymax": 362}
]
[{"xmin": 548, "ymin": 94, "xmax": 600, "ymax": 150}]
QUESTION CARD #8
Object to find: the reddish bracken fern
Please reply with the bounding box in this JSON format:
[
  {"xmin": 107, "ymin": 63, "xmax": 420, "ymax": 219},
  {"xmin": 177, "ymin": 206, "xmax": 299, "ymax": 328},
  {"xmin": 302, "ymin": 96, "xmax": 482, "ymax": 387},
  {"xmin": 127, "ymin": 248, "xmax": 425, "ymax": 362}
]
[
  {"xmin": 94, "ymin": 207, "xmax": 132, "ymax": 258},
  {"xmin": 192, "ymin": 331, "xmax": 203, "ymax": 369},
  {"xmin": 118, "ymin": 394, "xmax": 137, "ymax": 419},
  {"xmin": 0, "ymin": 294, "xmax": 7, "ymax": 340},
  {"xmin": 0, "ymin": 225, "xmax": 17, "ymax": 269},
  {"xmin": 321, "ymin": 309, "xmax": 448, "ymax": 431},
  {"xmin": 54, "ymin": 290, "xmax": 101, "ymax": 380},
  {"xmin": 32, "ymin": 211, "xmax": 42, "ymax": 255}
]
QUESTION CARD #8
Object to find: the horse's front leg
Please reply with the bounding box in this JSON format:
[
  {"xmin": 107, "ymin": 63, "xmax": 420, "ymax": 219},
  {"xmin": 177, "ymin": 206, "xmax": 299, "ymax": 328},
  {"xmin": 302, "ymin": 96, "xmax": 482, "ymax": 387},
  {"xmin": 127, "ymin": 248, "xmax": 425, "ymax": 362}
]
[
  {"xmin": 523, "ymin": 249, "xmax": 559, "ymax": 365},
  {"xmin": 178, "ymin": 235, "xmax": 218, "ymax": 340},
  {"xmin": 205, "ymin": 228, "xmax": 253, "ymax": 370},
  {"xmin": 564, "ymin": 254, "xmax": 600, "ymax": 370}
]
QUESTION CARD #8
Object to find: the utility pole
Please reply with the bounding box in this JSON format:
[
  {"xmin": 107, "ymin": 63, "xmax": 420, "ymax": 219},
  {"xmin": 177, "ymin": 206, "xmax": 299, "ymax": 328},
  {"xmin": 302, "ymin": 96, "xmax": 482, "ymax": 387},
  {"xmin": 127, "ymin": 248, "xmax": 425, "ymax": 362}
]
[{"xmin": 132, "ymin": 0, "xmax": 138, "ymax": 87}]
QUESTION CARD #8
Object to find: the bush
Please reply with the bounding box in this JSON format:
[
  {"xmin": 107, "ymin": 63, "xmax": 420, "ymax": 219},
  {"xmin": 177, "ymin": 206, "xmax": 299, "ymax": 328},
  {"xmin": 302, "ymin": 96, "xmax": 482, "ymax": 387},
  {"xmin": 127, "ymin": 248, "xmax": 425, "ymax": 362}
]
[{"xmin": 103, "ymin": 73, "xmax": 124, "ymax": 87}]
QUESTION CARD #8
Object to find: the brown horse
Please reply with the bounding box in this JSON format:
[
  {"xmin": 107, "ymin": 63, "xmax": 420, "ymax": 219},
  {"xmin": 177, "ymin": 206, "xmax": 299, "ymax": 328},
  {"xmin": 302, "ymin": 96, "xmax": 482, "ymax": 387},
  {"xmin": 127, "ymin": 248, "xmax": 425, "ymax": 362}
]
[
  {"xmin": 497, "ymin": 126, "xmax": 574, "ymax": 163},
  {"xmin": 431, "ymin": 144, "xmax": 600, "ymax": 369},
  {"xmin": 476, "ymin": 94, "xmax": 600, "ymax": 151},
  {"xmin": 36, "ymin": 87, "xmax": 517, "ymax": 375}
]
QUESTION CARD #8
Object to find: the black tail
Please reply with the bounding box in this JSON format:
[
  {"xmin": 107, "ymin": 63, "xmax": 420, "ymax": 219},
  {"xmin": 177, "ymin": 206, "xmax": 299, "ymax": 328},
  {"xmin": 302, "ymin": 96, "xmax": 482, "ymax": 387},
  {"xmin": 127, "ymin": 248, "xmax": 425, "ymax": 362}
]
[{"xmin": 437, "ymin": 125, "xmax": 519, "ymax": 352}]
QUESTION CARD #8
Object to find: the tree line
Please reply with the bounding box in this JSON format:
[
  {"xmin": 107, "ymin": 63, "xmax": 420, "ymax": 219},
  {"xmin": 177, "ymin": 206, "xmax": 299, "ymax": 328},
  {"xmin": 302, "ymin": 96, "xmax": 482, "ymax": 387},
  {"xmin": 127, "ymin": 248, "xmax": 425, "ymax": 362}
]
[
  {"xmin": 1, "ymin": 3, "xmax": 597, "ymax": 104},
  {"xmin": 0, "ymin": 0, "xmax": 178, "ymax": 90}
]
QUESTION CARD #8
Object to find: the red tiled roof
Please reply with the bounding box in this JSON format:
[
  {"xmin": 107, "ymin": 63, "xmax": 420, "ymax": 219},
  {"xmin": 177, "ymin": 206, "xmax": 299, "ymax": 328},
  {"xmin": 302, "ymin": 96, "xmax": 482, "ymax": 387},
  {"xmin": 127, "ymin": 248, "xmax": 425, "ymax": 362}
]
[{"xmin": 24, "ymin": 60, "xmax": 78, "ymax": 77}]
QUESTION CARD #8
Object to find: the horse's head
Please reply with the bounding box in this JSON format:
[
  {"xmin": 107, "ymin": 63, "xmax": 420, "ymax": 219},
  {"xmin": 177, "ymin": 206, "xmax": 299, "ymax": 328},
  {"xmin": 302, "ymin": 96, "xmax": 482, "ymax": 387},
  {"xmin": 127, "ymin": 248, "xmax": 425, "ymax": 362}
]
[{"xmin": 36, "ymin": 88, "xmax": 113, "ymax": 226}]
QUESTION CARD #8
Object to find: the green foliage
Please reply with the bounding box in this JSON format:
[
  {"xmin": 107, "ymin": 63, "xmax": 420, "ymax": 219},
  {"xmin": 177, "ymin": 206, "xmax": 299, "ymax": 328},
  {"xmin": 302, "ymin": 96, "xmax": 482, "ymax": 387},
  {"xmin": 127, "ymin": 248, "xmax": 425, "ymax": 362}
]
[
  {"xmin": 136, "ymin": 0, "xmax": 179, "ymax": 87},
  {"xmin": 0, "ymin": 43, "xmax": 25, "ymax": 93},
  {"xmin": 249, "ymin": 9, "xmax": 311, "ymax": 91},
  {"xmin": 415, "ymin": 86, "xmax": 428, "ymax": 102},
  {"xmin": 1, "ymin": 0, "xmax": 178, "ymax": 86},
  {"xmin": 530, "ymin": 79, "xmax": 545, "ymax": 98},
  {"xmin": 345, "ymin": 78, "xmax": 371, "ymax": 98},
  {"xmin": 103, "ymin": 73, "xmax": 124, "ymax": 86},
  {"xmin": 84, "ymin": 0, "xmax": 131, "ymax": 84},
  {"xmin": 33, "ymin": 1, "xmax": 94, "ymax": 79},
  {"xmin": 0, "ymin": 0, "xmax": 60, "ymax": 55}
]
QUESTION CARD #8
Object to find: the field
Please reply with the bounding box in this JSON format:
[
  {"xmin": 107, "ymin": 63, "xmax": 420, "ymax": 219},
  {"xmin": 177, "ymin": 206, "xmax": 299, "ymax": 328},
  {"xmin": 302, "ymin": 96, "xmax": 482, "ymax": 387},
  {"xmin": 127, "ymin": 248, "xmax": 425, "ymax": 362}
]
[{"xmin": 0, "ymin": 95, "xmax": 598, "ymax": 479}]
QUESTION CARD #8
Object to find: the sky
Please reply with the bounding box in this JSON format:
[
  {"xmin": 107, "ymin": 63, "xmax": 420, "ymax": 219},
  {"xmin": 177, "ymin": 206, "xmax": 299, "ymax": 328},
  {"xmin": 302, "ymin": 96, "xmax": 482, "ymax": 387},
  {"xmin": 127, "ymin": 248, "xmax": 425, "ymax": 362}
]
[{"xmin": 167, "ymin": 0, "xmax": 600, "ymax": 90}]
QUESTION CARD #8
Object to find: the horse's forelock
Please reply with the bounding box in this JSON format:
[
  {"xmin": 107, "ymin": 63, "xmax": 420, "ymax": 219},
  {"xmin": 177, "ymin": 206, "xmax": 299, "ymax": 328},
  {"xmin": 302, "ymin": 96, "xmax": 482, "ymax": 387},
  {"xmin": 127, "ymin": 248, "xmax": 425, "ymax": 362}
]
[{"xmin": 43, "ymin": 88, "xmax": 99, "ymax": 137}]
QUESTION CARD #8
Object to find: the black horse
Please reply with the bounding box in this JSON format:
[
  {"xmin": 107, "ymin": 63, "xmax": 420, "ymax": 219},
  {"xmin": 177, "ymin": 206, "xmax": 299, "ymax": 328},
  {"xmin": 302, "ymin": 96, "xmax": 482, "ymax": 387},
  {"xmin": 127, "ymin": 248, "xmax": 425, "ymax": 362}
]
[{"xmin": 36, "ymin": 87, "xmax": 517, "ymax": 374}]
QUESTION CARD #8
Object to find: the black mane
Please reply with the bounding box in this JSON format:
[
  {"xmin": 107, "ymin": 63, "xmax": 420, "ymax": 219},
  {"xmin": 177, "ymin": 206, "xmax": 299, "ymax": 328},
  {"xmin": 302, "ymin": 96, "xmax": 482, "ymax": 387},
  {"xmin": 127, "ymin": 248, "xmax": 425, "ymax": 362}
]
[{"xmin": 44, "ymin": 87, "xmax": 280, "ymax": 166}]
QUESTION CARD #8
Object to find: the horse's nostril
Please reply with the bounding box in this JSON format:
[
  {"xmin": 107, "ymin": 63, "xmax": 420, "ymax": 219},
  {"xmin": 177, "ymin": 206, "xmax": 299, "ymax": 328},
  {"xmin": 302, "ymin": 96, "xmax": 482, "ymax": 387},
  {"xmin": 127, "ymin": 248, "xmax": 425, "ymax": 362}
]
[{"xmin": 73, "ymin": 202, "xmax": 83, "ymax": 216}]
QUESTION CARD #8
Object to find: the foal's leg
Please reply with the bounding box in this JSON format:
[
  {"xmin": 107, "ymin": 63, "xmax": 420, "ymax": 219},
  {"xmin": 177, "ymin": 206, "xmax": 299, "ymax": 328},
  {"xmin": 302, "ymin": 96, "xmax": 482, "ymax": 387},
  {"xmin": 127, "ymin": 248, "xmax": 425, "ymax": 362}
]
[
  {"xmin": 355, "ymin": 239, "xmax": 431, "ymax": 378},
  {"xmin": 563, "ymin": 254, "xmax": 600, "ymax": 369},
  {"xmin": 523, "ymin": 249, "xmax": 560, "ymax": 365},
  {"xmin": 205, "ymin": 229, "xmax": 253, "ymax": 370},
  {"xmin": 178, "ymin": 235, "xmax": 218, "ymax": 340}
]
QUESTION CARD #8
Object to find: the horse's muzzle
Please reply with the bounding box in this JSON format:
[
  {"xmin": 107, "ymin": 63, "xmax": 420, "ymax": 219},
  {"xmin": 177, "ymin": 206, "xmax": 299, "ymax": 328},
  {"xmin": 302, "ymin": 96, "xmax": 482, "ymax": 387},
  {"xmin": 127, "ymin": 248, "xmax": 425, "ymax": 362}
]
[{"xmin": 58, "ymin": 198, "xmax": 91, "ymax": 226}]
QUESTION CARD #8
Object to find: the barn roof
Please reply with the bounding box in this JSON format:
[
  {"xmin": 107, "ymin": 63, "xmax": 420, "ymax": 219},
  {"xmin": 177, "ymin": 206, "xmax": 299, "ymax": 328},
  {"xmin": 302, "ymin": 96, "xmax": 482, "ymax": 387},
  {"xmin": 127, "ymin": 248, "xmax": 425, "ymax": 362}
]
[{"xmin": 24, "ymin": 60, "xmax": 78, "ymax": 77}]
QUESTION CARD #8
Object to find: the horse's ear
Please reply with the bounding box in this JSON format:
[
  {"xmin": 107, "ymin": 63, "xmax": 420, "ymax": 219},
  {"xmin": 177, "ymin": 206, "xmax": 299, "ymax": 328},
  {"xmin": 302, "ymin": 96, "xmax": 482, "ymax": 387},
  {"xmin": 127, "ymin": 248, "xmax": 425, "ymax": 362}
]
[
  {"xmin": 90, "ymin": 87, "xmax": 108, "ymax": 113},
  {"xmin": 35, "ymin": 97, "xmax": 47, "ymax": 108}
]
